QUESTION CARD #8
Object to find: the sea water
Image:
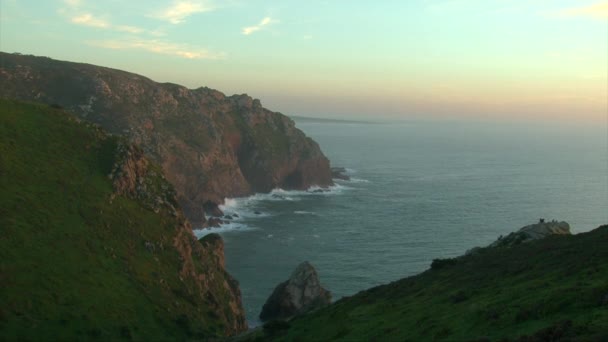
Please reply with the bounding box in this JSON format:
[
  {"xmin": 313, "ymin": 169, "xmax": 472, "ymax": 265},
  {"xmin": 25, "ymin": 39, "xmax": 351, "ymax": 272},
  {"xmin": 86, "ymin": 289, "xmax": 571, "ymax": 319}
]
[{"xmin": 194, "ymin": 118, "xmax": 608, "ymax": 327}]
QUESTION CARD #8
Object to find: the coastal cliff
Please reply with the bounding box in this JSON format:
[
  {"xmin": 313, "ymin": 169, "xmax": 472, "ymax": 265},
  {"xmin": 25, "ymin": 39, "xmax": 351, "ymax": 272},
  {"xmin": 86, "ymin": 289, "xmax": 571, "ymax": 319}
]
[
  {"xmin": 0, "ymin": 100, "xmax": 246, "ymax": 339},
  {"xmin": 0, "ymin": 52, "xmax": 333, "ymax": 226}
]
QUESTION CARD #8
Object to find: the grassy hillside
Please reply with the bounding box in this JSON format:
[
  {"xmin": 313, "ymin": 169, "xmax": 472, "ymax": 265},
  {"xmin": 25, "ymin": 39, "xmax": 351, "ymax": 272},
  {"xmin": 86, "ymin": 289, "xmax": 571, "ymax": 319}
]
[
  {"xmin": 0, "ymin": 52, "xmax": 333, "ymax": 227},
  {"xmin": 0, "ymin": 100, "xmax": 245, "ymax": 340},
  {"xmin": 247, "ymin": 225, "xmax": 608, "ymax": 341}
]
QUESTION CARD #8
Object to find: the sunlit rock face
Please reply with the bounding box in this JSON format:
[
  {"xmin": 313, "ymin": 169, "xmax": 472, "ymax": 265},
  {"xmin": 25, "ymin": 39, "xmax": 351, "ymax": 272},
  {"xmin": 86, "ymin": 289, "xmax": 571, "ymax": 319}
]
[{"xmin": 0, "ymin": 52, "xmax": 333, "ymax": 227}]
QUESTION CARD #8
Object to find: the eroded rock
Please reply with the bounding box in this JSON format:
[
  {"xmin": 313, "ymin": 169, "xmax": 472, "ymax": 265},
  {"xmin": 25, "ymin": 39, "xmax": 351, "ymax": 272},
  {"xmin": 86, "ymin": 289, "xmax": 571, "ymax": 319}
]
[
  {"xmin": 331, "ymin": 167, "xmax": 350, "ymax": 181},
  {"xmin": 0, "ymin": 52, "xmax": 334, "ymax": 227},
  {"xmin": 260, "ymin": 262, "xmax": 331, "ymax": 322},
  {"xmin": 490, "ymin": 220, "xmax": 571, "ymax": 248}
]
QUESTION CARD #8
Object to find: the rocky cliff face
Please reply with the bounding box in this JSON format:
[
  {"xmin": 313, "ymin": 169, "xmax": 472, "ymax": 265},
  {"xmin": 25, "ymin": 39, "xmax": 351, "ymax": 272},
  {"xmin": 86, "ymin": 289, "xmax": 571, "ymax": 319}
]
[
  {"xmin": 0, "ymin": 52, "xmax": 333, "ymax": 226},
  {"xmin": 109, "ymin": 136, "xmax": 248, "ymax": 334},
  {"xmin": 0, "ymin": 100, "xmax": 246, "ymax": 339}
]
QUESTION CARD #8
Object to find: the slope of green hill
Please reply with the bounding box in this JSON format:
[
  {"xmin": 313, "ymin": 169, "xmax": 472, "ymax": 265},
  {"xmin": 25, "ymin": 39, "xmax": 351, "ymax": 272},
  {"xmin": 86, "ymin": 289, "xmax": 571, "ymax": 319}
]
[
  {"xmin": 0, "ymin": 100, "xmax": 246, "ymax": 340},
  {"xmin": 246, "ymin": 225, "xmax": 608, "ymax": 341},
  {"xmin": 0, "ymin": 52, "xmax": 333, "ymax": 227}
]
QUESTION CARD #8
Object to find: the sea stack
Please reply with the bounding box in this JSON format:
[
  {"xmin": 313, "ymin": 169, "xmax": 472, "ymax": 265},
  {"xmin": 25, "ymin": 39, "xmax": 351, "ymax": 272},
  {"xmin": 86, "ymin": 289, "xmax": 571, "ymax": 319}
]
[{"xmin": 260, "ymin": 262, "xmax": 331, "ymax": 322}]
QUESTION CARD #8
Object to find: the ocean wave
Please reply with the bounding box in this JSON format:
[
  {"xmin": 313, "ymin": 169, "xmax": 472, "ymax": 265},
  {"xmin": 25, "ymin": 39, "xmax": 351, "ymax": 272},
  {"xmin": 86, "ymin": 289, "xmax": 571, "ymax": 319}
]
[
  {"xmin": 294, "ymin": 210, "xmax": 316, "ymax": 215},
  {"xmin": 208, "ymin": 184, "xmax": 350, "ymax": 232},
  {"xmin": 275, "ymin": 184, "xmax": 351, "ymax": 197},
  {"xmin": 193, "ymin": 221, "xmax": 255, "ymax": 238},
  {"xmin": 219, "ymin": 198, "xmax": 272, "ymax": 218},
  {"xmin": 347, "ymin": 177, "xmax": 370, "ymax": 183},
  {"xmin": 332, "ymin": 167, "xmax": 370, "ymax": 183},
  {"xmin": 221, "ymin": 184, "xmax": 349, "ymax": 214}
]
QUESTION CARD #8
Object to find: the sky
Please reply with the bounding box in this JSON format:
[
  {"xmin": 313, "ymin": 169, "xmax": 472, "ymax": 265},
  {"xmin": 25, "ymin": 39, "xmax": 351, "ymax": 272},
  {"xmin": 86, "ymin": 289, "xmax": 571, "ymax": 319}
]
[{"xmin": 0, "ymin": 0, "xmax": 607, "ymax": 122}]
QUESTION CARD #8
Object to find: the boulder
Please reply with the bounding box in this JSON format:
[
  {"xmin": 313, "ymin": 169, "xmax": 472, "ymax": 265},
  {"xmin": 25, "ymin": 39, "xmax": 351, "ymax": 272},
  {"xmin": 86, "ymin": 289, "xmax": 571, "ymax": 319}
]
[
  {"xmin": 207, "ymin": 217, "xmax": 223, "ymax": 228},
  {"xmin": 490, "ymin": 220, "xmax": 571, "ymax": 248},
  {"xmin": 331, "ymin": 167, "xmax": 350, "ymax": 181},
  {"xmin": 204, "ymin": 201, "xmax": 224, "ymax": 218},
  {"xmin": 260, "ymin": 262, "xmax": 331, "ymax": 322}
]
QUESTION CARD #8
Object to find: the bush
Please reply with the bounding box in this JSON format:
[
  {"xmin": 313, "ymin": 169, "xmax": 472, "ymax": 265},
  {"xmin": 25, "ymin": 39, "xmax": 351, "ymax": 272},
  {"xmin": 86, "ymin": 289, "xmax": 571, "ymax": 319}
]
[{"xmin": 430, "ymin": 258, "xmax": 458, "ymax": 270}]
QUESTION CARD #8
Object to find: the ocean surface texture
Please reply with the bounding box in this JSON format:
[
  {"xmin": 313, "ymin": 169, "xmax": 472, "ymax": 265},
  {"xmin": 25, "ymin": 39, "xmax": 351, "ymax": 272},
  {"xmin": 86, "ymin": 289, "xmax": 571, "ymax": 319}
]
[{"xmin": 194, "ymin": 118, "xmax": 608, "ymax": 326}]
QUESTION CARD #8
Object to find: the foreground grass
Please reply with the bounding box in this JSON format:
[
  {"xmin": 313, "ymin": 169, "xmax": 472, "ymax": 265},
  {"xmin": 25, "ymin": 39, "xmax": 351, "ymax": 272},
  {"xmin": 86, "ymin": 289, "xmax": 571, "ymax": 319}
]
[
  {"xmin": 245, "ymin": 226, "xmax": 608, "ymax": 341},
  {"xmin": 0, "ymin": 100, "xmax": 235, "ymax": 340}
]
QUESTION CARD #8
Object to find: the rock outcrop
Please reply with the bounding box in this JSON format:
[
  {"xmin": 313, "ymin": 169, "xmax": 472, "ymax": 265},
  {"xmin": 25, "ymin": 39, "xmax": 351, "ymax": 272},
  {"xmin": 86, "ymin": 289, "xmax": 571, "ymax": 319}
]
[
  {"xmin": 0, "ymin": 100, "xmax": 247, "ymax": 339},
  {"xmin": 489, "ymin": 220, "xmax": 571, "ymax": 248},
  {"xmin": 260, "ymin": 262, "xmax": 331, "ymax": 322},
  {"xmin": 197, "ymin": 233, "xmax": 247, "ymax": 332},
  {"xmin": 0, "ymin": 52, "xmax": 333, "ymax": 227},
  {"xmin": 331, "ymin": 167, "xmax": 351, "ymax": 181},
  {"xmin": 107, "ymin": 133, "xmax": 247, "ymax": 334}
]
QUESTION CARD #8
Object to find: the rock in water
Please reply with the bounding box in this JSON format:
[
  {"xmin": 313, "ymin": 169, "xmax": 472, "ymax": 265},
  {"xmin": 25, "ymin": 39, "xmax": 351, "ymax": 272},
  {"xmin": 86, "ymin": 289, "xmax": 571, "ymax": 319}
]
[
  {"xmin": 331, "ymin": 167, "xmax": 350, "ymax": 180},
  {"xmin": 260, "ymin": 262, "xmax": 331, "ymax": 322},
  {"xmin": 490, "ymin": 220, "xmax": 571, "ymax": 248}
]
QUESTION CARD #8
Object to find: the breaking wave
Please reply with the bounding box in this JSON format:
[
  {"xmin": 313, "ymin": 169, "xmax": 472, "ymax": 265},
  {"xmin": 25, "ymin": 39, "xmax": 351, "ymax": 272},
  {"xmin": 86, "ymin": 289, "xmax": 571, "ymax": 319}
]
[{"xmin": 196, "ymin": 184, "xmax": 350, "ymax": 235}]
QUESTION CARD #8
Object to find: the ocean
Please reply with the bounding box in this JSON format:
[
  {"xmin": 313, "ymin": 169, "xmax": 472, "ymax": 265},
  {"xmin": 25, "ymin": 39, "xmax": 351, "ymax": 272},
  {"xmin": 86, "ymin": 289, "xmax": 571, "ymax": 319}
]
[{"xmin": 194, "ymin": 118, "xmax": 608, "ymax": 327}]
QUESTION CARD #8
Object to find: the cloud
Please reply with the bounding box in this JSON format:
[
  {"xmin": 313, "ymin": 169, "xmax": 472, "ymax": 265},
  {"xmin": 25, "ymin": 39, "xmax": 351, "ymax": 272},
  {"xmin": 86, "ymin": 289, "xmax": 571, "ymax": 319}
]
[
  {"xmin": 88, "ymin": 38, "xmax": 225, "ymax": 59},
  {"xmin": 69, "ymin": 13, "xmax": 149, "ymax": 33},
  {"xmin": 151, "ymin": 1, "xmax": 214, "ymax": 24},
  {"xmin": 63, "ymin": 0, "xmax": 81, "ymax": 7},
  {"xmin": 242, "ymin": 17, "xmax": 273, "ymax": 35},
  {"xmin": 553, "ymin": 1, "xmax": 608, "ymax": 19},
  {"xmin": 61, "ymin": 0, "xmax": 220, "ymax": 59},
  {"xmin": 115, "ymin": 25, "xmax": 145, "ymax": 34},
  {"xmin": 71, "ymin": 13, "xmax": 109, "ymax": 28},
  {"xmin": 62, "ymin": 1, "xmax": 148, "ymax": 34}
]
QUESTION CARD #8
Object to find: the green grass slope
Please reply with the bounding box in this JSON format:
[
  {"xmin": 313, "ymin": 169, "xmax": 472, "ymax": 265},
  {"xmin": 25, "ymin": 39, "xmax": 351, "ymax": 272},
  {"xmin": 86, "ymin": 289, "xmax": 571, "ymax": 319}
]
[
  {"xmin": 0, "ymin": 100, "xmax": 245, "ymax": 340},
  {"xmin": 249, "ymin": 226, "xmax": 608, "ymax": 341}
]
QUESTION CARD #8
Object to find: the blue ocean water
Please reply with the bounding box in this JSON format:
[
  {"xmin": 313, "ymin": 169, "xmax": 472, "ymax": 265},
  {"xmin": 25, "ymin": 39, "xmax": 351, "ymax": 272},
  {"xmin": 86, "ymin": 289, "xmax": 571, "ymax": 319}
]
[{"xmin": 195, "ymin": 118, "xmax": 608, "ymax": 327}]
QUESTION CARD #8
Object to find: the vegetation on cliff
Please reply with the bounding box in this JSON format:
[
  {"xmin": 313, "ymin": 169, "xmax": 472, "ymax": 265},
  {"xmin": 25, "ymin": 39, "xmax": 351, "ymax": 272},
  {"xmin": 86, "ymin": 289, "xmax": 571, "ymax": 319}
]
[
  {"xmin": 246, "ymin": 225, "xmax": 608, "ymax": 341},
  {"xmin": 0, "ymin": 100, "xmax": 246, "ymax": 340},
  {"xmin": 0, "ymin": 52, "xmax": 333, "ymax": 226}
]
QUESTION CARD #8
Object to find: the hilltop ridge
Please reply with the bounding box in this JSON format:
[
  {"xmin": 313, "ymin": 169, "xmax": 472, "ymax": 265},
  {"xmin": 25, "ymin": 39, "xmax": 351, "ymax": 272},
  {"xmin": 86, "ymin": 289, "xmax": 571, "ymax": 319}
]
[{"xmin": 0, "ymin": 52, "xmax": 333, "ymax": 227}]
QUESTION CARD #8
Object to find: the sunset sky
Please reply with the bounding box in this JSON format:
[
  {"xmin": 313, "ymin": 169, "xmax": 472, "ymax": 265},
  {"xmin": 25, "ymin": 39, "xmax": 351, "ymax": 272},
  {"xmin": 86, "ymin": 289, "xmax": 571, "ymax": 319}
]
[{"xmin": 1, "ymin": 0, "xmax": 607, "ymax": 121}]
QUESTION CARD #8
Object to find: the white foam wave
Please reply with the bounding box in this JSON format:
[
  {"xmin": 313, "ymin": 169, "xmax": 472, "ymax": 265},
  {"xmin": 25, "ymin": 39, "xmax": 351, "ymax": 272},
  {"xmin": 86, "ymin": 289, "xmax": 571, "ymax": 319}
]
[
  {"xmin": 335, "ymin": 177, "xmax": 369, "ymax": 184},
  {"xmin": 208, "ymin": 183, "xmax": 350, "ymax": 233},
  {"xmin": 193, "ymin": 221, "xmax": 255, "ymax": 238},
  {"xmin": 220, "ymin": 184, "xmax": 349, "ymax": 217},
  {"xmin": 304, "ymin": 183, "xmax": 352, "ymax": 195},
  {"xmin": 294, "ymin": 210, "xmax": 316, "ymax": 215},
  {"xmin": 219, "ymin": 196, "xmax": 271, "ymax": 219}
]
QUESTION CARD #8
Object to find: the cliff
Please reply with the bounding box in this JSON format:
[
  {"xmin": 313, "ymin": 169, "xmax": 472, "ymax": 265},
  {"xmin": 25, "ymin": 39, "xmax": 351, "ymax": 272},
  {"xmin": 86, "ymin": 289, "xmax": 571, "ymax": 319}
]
[
  {"xmin": 0, "ymin": 100, "xmax": 246, "ymax": 339},
  {"xmin": 244, "ymin": 224, "xmax": 608, "ymax": 341},
  {"xmin": 0, "ymin": 52, "xmax": 333, "ymax": 226}
]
